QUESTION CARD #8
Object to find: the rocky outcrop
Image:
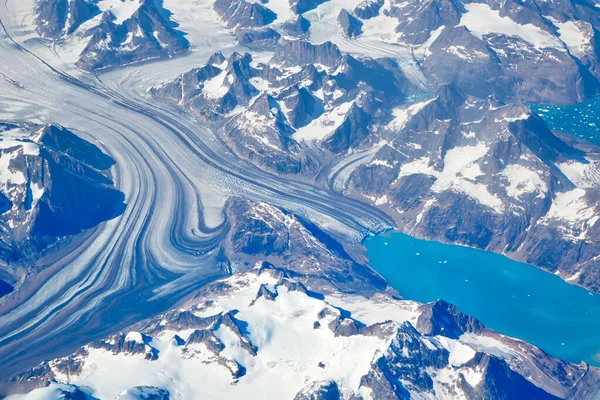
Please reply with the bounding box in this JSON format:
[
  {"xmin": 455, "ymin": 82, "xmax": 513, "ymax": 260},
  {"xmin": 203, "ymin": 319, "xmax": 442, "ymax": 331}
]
[
  {"xmin": 388, "ymin": 0, "xmax": 464, "ymax": 45},
  {"xmin": 214, "ymin": 0, "xmax": 281, "ymax": 49},
  {"xmin": 293, "ymin": 380, "xmax": 341, "ymax": 400},
  {"xmin": 353, "ymin": 0, "xmax": 384, "ymax": 19},
  {"xmin": 416, "ymin": 300, "xmax": 485, "ymax": 338},
  {"xmin": 337, "ymin": 9, "xmax": 363, "ymax": 38},
  {"xmin": 360, "ymin": 322, "xmax": 563, "ymax": 400},
  {"xmin": 324, "ymin": 102, "xmax": 372, "ymax": 153},
  {"xmin": 0, "ymin": 123, "xmax": 125, "ymax": 265},
  {"xmin": 214, "ymin": 0, "xmax": 277, "ymax": 29},
  {"xmin": 284, "ymin": 87, "xmax": 319, "ymax": 129},
  {"xmin": 289, "ymin": 0, "xmax": 328, "ymax": 14},
  {"xmin": 236, "ymin": 27, "xmax": 281, "ymax": 50},
  {"xmin": 282, "ymin": 15, "xmax": 311, "ymax": 37},
  {"xmin": 271, "ymin": 39, "xmax": 342, "ymax": 68},
  {"xmin": 153, "ymin": 46, "xmax": 414, "ymax": 174},
  {"xmin": 221, "ymin": 93, "xmax": 316, "ymax": 174},
  {"xmin": 90, "ymin": 332, "xmax": 158, "ymax": 361},
  {"xmin": 35, "ymin": 0, "xmax": 100, "ymax": 38}
]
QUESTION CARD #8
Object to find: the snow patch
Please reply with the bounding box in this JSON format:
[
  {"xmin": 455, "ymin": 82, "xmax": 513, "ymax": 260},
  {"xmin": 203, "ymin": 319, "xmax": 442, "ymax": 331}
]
[
  {"xmin": 387, "ymin": 97, "xmax": 436, "ymax": 130},
  {"xmin": 97, "ymin": 0, "xmax": 142, "ymax": 24},
  {"xmin": 459, "ymin": 4, "xmax": 562, "ymax": 49},
  {"xmin": 293, "ymin": 101, "xmax": 354, "ymax": 143},
  {"xmin": 434, "ymin": 336, "xmax": 476, "ymax": 367},
  {"xmin": 500, "ymin": 164, "xmax": 548, "ymax": 198},
  {"xmin": 545, "ymin": 188, "xmax": 595, "ymax": 222}
]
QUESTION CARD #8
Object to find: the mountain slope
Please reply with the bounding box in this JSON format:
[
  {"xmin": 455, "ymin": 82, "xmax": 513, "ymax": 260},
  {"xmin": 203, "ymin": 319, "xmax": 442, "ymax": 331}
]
[
  {"xmin": 34, "ymin": 0, "xmax": 189, "ymax": 70},
  {"xmin": 0, "ymin": 122, "xmax": 125, "ymax": 297}
]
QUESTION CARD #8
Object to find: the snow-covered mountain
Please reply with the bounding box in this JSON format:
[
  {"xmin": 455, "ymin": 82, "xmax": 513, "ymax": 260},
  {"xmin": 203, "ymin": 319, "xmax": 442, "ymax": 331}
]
[
  {"xmin": 381, "ymin": 0, "xmax": 600, "ymax": 104},
  {"xmin": 149, "ymin": 2, "xmax": 600, "ymax": 293},
  {"xmin": 9, "ymin": 264, "xmax": 600, "ymax": 399},
  {"xmin": 199, "ymin": 0, "xmax": 600, "ymax": 103},
  {"xmin": 34, "ymin": 0, "xmax": 189, "ymax": 70},
  {"xmin": 152, "ymin": 44, "xmax": 413, "ymax": 174}
]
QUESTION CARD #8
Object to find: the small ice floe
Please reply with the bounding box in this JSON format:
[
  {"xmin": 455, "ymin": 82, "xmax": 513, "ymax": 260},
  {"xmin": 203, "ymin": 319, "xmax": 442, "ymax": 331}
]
[
  {"xmin": 384, "ymin": 242, "xmax": 388, "ymax": 245},
  {"xmin": 416, "ymin": 252, "xmax": 420, "ymax": 256}
]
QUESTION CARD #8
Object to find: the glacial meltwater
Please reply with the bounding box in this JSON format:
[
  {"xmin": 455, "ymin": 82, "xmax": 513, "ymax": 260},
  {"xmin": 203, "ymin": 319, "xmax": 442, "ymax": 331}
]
[
  {"xmin": 531, "ymin": 97, "xmax": 600, "ymax": 146},
  {"xmin": 366, "ymin": 232, "xmax": 600, "ymax": 366}
]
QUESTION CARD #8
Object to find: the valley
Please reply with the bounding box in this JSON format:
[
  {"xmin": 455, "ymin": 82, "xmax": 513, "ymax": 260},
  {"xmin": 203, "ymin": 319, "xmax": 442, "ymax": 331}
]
[{"xmin": 1, "ymin": 0, "xmax": 600, "ymax": 398}]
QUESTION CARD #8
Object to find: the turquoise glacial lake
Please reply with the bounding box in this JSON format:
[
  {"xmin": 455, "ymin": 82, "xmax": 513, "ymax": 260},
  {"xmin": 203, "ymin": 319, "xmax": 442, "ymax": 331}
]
[{"xmin": 366, "ymin": 232, "xmax": 600, "ymax": 366}]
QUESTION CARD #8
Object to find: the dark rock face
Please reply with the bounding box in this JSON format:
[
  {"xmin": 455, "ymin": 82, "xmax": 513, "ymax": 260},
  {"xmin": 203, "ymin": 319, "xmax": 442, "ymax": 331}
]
[
  {"xmin": 363, "ymin": 322, "xmax": 447, "ymax": 397},
  {"xmin": 284, "ymin": 87, "xmax": 319, "ymax": 128},
  {"xmin": 359, "ymin": 320, "xmax": 564, "ymax": 400},
  {"xmin": 0, "ymin": 123, "xmax": 125, "ymax": 265},
  {"xmin": 90, "ymin": 332, "xmax": 159, "ymax": 361},
  {"xmin": 214, "ymin": 0, "xmax": 277, "ymax": 29},
  {"xmin": 271, "ymin": 39, "xmax": 343, "ymax": 68},
  {"xmin": 228, "ymin": 198, "xmax": 289, "ymax": 257},
  {"xmin": 222, "ymin": 93, "xmax": 315, "ymax": 175},
  {"xmin": 325, "ymin": 102, "xmax": 372, "ymax": 153},
  {"xmin": 289, "ymin": 0, "xmax": 328, "ymax": 14},
  {"xmin": 35, "ymin": 0, "xmax": 69, "ymax": 38},
  {"xmin": 45, "ymin": 310, "xmax": 257, "ymax": 384},
  {"xmin": 53, "ymin": 384, "xmax": 97, "ymax": 400},
  {"xmin": 66, "ymin": 0, "xmax": 101, "ymax": 34},
  {"xmin": 354, "ymin": 0, "xmax": 384, "ymax": 19},
  {"xmin": 293, "ymin": 380, "xmax": 341, "ymax": 400},
  {"xmin": 466, "ymin": 355, "xmax": 562, "ymax": 400},
  {"xmin": 153, "ymin": 51, "xmax": 258, "ymax": 120},
  {"xmin": 236, "ymin": 27, "xmax": 281, "ymax": 50},
  {"xmin": 337, "ymin": 9, "xmax": 363, "ymax": 38},
  {"xmin": 0, "ymin": 278, "xmax": 13, "ymax": 298},
  {"xmin": 35, "ymin": 0, "xmax": 100, "ymax": 38},
  {"xmin": 416, "ymin": 300, "xmax": 485, "ymax": 338},
  {"xmin": 282, "ymin": 15, "xmax": 311, "ymax": 37},
  {"xmin": 423, "ymin": 25, "xmax": 599, "ymax": 104},
  {"xmin": 182, "ymin": 324, "xmax": 250, "ymax": 378},
  {"xmin": 388, "ymin": 0, "xmax": 464, "ymax": 45},
  {"xmin": 214, "ymin": 0, "xmax": 281, "ymax": 49}
]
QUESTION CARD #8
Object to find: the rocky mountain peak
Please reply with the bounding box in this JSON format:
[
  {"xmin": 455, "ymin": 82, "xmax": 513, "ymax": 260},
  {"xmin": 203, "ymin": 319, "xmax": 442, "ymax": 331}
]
[
  {"xmin": 271, "ymin": 39, "xmax": 343, "ymax": 69},
  {"xmin": 416, "ymin": 300, "xmax": 485, "ymax": 338}
]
